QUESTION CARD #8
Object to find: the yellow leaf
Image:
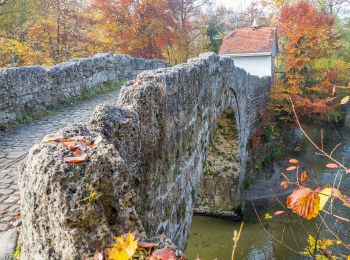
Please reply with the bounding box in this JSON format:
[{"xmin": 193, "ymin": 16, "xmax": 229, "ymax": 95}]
[
  {"xmin": 341, "ymin": 96, "xmax": 350, "ymax": 105},
  {"xmin": 107, "ymin": 233, "xmax": 138, "ymax": 260},
  {"xmin": 265, "ymin": 213, "xmax": 272, "ymax": 220},
  {"xmin": 319, "ymin": 188, "xmax": 333, "ymax": 211}
]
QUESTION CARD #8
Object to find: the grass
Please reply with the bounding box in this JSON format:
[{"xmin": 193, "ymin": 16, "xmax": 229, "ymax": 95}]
[{"xmin": 2, "ymin": 80, "xmax": 124, "ymax": 130}]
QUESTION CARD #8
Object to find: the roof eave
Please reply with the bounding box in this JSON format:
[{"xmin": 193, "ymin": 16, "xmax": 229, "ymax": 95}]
[{"xmin": 220, "ymin": 52, "xmax": 272, "ymax": 57}]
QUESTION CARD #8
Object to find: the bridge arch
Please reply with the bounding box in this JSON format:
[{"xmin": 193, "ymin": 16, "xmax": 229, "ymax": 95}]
[{"xmin": 19, "ymin": 53, "xmax": 271, "ymax": 258}]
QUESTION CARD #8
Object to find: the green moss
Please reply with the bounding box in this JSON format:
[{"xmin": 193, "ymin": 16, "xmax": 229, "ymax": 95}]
[
  {"xmin": 243, "ymin": 178, "xmax": 251, "ymax": 190},
  {"xmin": 6, "ymin": 80, "xmax": 124, "ymax": 130},
  {"xmin": 191, "ymin": 187, "xmax": 196, "ymax": 201},
  {"xmin": 263, "ymin": 124, "xmax": 280, "ymax": 142},
  {"xmin": 157, "ymin": 117, "xmax": 165, "ymax": 131},
  {"xmin": 223, "ymin": 165, "xmax": 230, "ymax": 172},
  {"xmin": 17, "ymin": 112, "xmax": 33, "ymax": 123},
  {"xmin": 254, "ymin": 146, "xmax": 284, "ymax": 174}
]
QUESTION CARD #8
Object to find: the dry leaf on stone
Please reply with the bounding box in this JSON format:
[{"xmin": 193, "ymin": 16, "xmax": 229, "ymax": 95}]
[
  {"xmin": 64, "ymin": 152, "xmax": 88, "ymax": 164},
  {"xmin": 150, "ymin": 248, "xmax": 176, "ymax": 260},
  {"xmin": 43, "ymin": 133, "xmax": 64, "ymax": 142}
]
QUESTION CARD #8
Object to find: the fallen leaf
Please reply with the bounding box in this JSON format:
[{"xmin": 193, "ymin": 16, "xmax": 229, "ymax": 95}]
[
  {"xmin": 274, "ymin": 210, "xmax": 285, "ymax": 216},
  {"xmin": 107, "ymin": 233, "xmax": 138, "ymax": 260},
  {"xmin": 76, "ymin": 140, "xmax": 87, "ymax": 151},
  {"xmin": 10, "ymin": 214, "xmax": 21, "ymax": 228},
  {"xmin": 289, "ymin": 159, "xmax": 299, "ymax": 164},
  {"xmin": 43, "ymin": 133, "xmax": 64, "ymax": 142},
  {"xmin": 150, "ymin": 248, "xmax": 176, "ymax": 260},
  {"xmin": 93, "ymin": 249, "xmax": 106, "ymax": 260},
  {"xmin": 64, "ymin": 153, "xmax": 88, "ymax": 163},
  {"xmin": 286, "ymin": 166, "xmax": 297, "ymax": 171},
  {"xmin": 138, "ymin": 241, "xmax": 156, "ymax": 249},
  {"xmin": 287, "ymin": 187, "xmax": 320, "ymax": 220},
  {"xmin": 94, "ymin": 135, "xmax": 103, "ymax": 145},
  {"xmin": 281, "ymin": 181, "xmax": 289, "ymax": 190},
  {"xmin": 300, "ymin": 171, "xmax": 308, "ymax": 185},
  {"xmin": 341, "ymin": 96, "xmax": 350, "ymax": 105},
  {"xmin": 326, "ymin": 163, "xmax": 339, "ymax": 169}
]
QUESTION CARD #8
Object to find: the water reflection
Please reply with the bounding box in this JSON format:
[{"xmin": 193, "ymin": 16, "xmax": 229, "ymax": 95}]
[{"xmin": 186, "ymin": 122, "xmax": 350, "ymax": 259}]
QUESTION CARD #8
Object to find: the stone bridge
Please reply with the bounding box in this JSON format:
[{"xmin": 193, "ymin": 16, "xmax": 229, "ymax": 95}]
[{"xmin": 17, "ymin": 52, "xmax": 271, "ymax": 259}]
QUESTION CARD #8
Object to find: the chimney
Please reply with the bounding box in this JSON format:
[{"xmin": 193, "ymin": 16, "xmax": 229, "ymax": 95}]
[{"xmin": 252, "ymin": 19, "xmax": 259, "ymax": 30}]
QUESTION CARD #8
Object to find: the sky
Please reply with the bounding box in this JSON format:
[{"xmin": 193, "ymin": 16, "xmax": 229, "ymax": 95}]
[{"xmin": 215, "ymin": 0, "xmax": 254, "ymax": 10}]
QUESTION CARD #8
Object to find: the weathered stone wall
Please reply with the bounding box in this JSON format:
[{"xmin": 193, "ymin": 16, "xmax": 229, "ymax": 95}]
[
  {"xmin": 19, "ymin": 52, "xmax": 271, "ymax": 259},
  {"xmin": 0, "ymin": 53, "xmax": 167, "ymax": 123},
  {"xmin": 195, "ymin": 108, "xmax": 240, "ymax": 218}
]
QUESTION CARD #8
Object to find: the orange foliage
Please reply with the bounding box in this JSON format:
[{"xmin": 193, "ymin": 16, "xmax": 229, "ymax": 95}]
[
  {"xmin": 273, "ymin": 1, "xmax": 339, "ymax": 118},
  {"xmin": 91, "ymin": 0, "xmax": 176, "ymax": 59},
  {"xmin": 279, "ymin": 1, "xmax": 337, "ymax": 94},
  {"xmin": 287, "ymin": 187, "xmax": 320, "ymax": 220}
]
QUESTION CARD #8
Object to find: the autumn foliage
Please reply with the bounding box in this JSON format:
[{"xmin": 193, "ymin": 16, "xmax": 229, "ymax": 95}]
[
  {"xmin": 0, "ymin": 0, "xmax": 214, "ymax": 67},
  {"xmin": 273, "ymin": 1, "xmax": 344, "ymax": 118}
]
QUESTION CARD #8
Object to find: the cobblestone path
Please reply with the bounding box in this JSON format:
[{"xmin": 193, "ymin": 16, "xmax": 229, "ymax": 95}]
[{"xmin": 0, "ymin": 90, "xmax": 120, "ymax": 234}]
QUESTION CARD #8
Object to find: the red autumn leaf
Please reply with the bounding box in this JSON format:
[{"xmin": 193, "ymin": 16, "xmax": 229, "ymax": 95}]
[
  {"xmin": 286, "ymin": 166, "xmax": 297, "ymax": 171},
  {"xmin": 326, "ymin": 163, "xmax": 339, "ymax": 169},
  {"xmin": 300, "ymin": 171, "xmax": 308, "ymax": 185},
  {"xmin": 289, "ymin": 159, "xmax": 299, "ymax": 164},
  {"xmin": 64, "ymin": 152, "xmax": 88, "ymax": 163},
  {"xmin": 287, "ymin": 187, "xmax": 320, "ymax": 219},
  {"xmin": 274, "ymin": 210, "xmax": 285, "ymax": 216},
  {"xmin": 150, "ymin": 248, "xmax": 176, "ymax": 260},
  {"xmin": 281, "ymin": 181, "xmax": 289, "ymax": 190},
  {"xmin": 43, "ymin": 133, "xmax": 64, "ymax": 142},
  {"xmin": 10, "ymin": 214, "xmax": 21, "ymax": 228},
  {"xmin": 138, "ymin": 241, "xmax": 156, "ymax": 249}
]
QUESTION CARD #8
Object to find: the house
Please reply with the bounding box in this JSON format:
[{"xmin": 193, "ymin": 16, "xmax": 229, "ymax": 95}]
[{"xmin": 219, "ymin": 25, "xmax": 278, "ymax": 77}]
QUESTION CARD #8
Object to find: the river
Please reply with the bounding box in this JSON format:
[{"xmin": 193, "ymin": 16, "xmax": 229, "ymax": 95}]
[{"xmin": 186, "ymin": 120, "xmax": 350, "ymax": 260}]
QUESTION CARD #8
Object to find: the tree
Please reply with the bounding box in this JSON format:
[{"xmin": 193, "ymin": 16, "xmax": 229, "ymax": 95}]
[{"xmin": 92, "ymin": 0, "xmax": 176, "ymax": 60}]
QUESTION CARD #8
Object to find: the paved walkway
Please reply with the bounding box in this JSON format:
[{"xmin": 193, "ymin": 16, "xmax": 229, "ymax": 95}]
[{"xmin": 0, "ymin": 90, "xmax": 120, "ymax": 233}]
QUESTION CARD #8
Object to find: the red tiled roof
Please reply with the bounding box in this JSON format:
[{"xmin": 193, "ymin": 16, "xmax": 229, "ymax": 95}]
[{"xmin": 219, "ymin": 27, "xmax": 277, "ymax": 54}]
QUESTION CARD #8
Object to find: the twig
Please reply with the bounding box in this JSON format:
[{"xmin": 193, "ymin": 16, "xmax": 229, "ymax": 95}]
[
  {"xmin": 330, "ymin": 143, "xmax": 341, "ymax": 157},
  {"xmin": 251, "ymin": 201, "xmax": 310, "ymax": 257},
  {"xmin": 289, "ymin": 98, "xmax": 348, "ymax": 172},
  {"xmin": 231, "ymin": 221, "xmax": 244, "ymax": 260}
]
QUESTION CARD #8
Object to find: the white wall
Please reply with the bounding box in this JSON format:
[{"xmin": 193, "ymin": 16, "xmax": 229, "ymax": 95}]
[{"xmin": 227, "ymin": 55, "xmax": 272, "ymax": 77}]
